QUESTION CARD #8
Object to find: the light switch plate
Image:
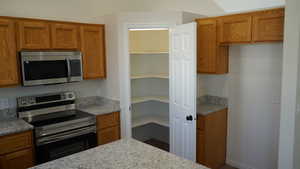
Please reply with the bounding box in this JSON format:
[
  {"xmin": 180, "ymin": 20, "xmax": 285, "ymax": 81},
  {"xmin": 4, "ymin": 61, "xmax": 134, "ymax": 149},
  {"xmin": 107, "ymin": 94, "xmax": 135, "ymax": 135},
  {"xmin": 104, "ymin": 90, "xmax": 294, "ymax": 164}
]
[{"xmin": 0, "ymin": 98, "xmax": 9, "ymax": 109}]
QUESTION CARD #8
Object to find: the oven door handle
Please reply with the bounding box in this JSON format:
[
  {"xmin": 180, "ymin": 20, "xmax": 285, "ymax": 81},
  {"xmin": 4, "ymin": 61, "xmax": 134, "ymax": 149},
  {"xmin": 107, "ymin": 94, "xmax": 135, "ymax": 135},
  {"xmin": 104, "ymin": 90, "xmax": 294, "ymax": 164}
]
[
  {"xmin": 66, "ymin": 58, "xmax": 71, "ymax": 82},
  {"xmin": 37, "ymin": 126, "xmax": 96, "ymax": 146}
]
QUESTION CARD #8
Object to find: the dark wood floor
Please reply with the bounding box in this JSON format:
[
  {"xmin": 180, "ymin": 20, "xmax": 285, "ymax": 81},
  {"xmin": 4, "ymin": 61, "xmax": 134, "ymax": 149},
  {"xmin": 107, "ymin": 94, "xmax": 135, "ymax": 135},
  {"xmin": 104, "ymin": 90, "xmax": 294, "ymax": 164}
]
[
  {"xmin": 144, "ymin": 139, "xmax": 169, "ymax": 152},
  {"xmin": 220, "ymin": 165, "xmax": 238, "ymax": 169}
]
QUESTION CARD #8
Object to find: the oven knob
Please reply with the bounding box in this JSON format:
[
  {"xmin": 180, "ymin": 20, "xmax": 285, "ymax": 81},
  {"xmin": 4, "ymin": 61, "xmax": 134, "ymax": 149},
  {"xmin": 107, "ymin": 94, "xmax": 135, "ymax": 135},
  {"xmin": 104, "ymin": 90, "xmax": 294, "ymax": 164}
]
[{"xmin": 68, "ymin": 93, "xmax": 74, "ymax": 99}]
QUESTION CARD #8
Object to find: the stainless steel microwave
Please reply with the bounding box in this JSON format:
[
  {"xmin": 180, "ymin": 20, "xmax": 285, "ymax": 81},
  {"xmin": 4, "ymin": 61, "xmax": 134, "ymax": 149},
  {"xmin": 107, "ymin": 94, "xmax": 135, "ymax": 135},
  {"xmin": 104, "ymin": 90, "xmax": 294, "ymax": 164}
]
[{"xmin": 20, "ymin": 51, "xmax": 83, "ymax": 86}]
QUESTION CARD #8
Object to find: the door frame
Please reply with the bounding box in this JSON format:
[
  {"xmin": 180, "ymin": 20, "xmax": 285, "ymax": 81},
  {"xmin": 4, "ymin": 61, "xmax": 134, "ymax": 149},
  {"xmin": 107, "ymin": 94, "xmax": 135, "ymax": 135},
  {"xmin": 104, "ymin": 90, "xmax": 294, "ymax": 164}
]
[{"xmin": 120, "ymin": 23, "xmax": 175, "ymax": 139}]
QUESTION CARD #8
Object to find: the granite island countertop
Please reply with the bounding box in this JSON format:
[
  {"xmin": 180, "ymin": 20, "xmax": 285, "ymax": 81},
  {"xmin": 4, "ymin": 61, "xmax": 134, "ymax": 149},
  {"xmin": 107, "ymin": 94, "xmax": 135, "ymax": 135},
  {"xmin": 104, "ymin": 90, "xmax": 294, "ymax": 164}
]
[
  {"xmin": 0, "ymin": 118, "xmax": 33, "ymax": 137},
  {"xmin": 197, "ymin": 95, "xmax": 228, "ymax": 116},
  {"xmin": 29, "ymin": 138, "xmax": 208, "ymax": 169},
  {"xmin": 76, "ymin": 96, "xmax": 121, "ymax": 116}
]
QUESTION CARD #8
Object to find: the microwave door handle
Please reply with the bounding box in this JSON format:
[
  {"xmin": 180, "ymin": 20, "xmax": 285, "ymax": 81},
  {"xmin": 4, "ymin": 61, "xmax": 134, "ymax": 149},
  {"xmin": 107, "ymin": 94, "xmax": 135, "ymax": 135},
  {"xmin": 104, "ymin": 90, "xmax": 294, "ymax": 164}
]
[{"xmin": 66, "ymin": 58, "xmax": 71, "ymax": 82}]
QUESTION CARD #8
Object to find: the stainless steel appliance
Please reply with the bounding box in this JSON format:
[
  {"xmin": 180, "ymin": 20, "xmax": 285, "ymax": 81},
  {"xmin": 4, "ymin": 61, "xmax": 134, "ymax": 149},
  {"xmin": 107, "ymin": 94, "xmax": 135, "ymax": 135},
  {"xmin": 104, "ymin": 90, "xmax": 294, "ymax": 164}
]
[
  {"xmin": 17, "ymin": 92, "xmax": 96, "ymax": 164},
  {"xmin": 20, "ymin": 51, "xmax": 83, "ymax": 86}
]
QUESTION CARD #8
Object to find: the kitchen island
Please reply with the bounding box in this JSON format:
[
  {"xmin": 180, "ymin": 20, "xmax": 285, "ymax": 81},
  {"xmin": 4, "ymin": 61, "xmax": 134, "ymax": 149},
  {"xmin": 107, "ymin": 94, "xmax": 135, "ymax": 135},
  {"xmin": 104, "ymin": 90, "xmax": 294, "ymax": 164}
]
[{"xmin": 30, "ymin": 138, "xmax": 208, "ymax": 169}]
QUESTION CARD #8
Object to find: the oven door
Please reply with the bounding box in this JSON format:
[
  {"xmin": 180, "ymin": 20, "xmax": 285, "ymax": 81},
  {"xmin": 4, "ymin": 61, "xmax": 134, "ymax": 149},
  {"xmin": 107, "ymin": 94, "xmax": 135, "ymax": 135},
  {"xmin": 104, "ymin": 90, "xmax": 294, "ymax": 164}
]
[{"xmin": 35, "ymin": 126, "xmax": 97, "ymax": 164}]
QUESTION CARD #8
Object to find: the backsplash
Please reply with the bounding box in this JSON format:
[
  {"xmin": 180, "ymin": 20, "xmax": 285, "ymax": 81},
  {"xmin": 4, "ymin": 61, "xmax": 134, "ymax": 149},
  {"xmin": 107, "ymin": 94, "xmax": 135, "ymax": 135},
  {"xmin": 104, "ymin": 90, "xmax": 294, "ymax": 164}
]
[
  {"xmin": 198, "ymin": 95, "xmax": 228, "ymax": 106},
  {"xmin": 0, "ymin": 80, "xmax": 104, "ymax": 110}
]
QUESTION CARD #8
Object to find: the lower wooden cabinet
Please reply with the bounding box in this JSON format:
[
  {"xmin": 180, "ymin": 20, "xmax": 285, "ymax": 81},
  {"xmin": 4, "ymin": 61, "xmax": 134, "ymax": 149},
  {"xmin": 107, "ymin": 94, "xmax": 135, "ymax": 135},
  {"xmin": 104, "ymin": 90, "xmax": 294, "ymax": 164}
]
[
  {"xmin": 96, "ymin": 112, "xmax": 121, "ymax": 145},
  {"xmin": 0, "ymin": 131, "xmax": 34, "ymax": 169},
  {"xmin": 0, "ymin": 149, "xmax": 34, "ymax": 169},
  {"xmin": 97, "ymin": 126, "xmax": 120, "ymax": 145},
  {"xmin": 196, "ymin": 109, "xmax": 228, "ymax": 169}
]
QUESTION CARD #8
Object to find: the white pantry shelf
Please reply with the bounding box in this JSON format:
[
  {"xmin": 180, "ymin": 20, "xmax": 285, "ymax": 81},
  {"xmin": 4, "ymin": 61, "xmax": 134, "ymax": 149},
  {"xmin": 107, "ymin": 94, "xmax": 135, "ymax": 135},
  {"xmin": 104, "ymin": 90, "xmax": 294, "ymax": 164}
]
[
  {"xmin": 132, "ymin": 116, "xmax": 169, "ymax": 128},
  {"xmin": 131, "ymin": 96, "xmax": 169, "ymax": 104},
  {"xmin": 131, "ymin": 74, "xmax": 169, "ymax": 79},
  {"xmin": 130, "ymin": 52, "xmax": 169, "ymax": 55}
]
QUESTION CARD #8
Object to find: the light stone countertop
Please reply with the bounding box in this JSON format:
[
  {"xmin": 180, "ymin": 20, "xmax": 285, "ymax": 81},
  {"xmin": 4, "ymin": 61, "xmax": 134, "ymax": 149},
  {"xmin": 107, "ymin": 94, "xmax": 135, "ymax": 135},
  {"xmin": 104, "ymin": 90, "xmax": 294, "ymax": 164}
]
[
  {"xmin": 0, "ymin": 118, "xmax": 33, "ymax": 137},
  {"xmin": 197, "ymin": 103, "xmax": 227, "ymax": 116},
  {"xmin": 76, "ymin": 96, "xmax": 121, "ymax": 116},
  {"xmin": 29, "ymin": 138, "xmax": 209, "ymax": 169}
]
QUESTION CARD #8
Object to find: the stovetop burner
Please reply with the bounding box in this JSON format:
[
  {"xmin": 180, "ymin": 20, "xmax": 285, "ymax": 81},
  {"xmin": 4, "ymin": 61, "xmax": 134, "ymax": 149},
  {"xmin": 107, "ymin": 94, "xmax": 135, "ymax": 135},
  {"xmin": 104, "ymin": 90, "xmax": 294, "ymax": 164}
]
[{"xmin": 31, "ymin": 110, "xmax": 92, "ymax": 127}]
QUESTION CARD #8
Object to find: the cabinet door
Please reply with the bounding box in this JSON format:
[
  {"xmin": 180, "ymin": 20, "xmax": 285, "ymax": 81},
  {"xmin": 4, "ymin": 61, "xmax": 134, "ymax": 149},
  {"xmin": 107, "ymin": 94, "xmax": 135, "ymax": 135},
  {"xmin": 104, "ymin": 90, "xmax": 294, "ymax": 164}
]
[
  {"xmin": 0, "ymin": 18, "xmax": 19, "ymax": 86},
  {"xmin": 197, "ymin": 19, "xmax": 217, "ymax": 73},
  {"xmin": 97, "ymin": 126, "xmax": 120, "ymax": 145},
  {"xmin": 220, "ymin": 14, "xmax": 252, "ymax": 43},
  {"xmin": 196, "ymin": 130, "xmax": 206, "ymax": 165},
  {"xmin": 1, "ymin": 149, "xmax": 34, "ymax": 169},
  {"xmin": 80, "ymin": 25, "xmax": 106, "ymax": 79},
  {"xmin": 51, "ymin": 23, "xmax": 79, "ymax": 49},
  {"xmin": 252, "ymin": 8, "xmax": 284, "ymax": 42},
  {"xmin": 18, "ymin": 20, "xmax": 50, "ymax": 49}
]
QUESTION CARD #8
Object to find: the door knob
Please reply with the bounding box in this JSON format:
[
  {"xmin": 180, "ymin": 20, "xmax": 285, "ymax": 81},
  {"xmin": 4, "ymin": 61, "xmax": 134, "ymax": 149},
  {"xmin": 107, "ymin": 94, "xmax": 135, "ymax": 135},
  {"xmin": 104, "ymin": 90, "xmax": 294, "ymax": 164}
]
[{"xmin": 186, "ymin": 115, "xmax": 193, "ymax": 121}]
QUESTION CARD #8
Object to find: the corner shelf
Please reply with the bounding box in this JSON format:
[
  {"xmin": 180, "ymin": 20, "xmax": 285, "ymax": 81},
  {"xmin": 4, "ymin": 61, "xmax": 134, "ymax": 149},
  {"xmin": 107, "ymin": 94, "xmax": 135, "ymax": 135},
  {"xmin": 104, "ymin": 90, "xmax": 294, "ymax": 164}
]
[
  {"xmin": 132, "ymin": 96, "xmax": 169, "ymax": 104},
  {"xmin": 131, "ymin": 74, "xmax": 169, "ymax": 79},
  {"xmin": 132, "ymin": 115, "xmax": 169, "ymax": 128}
]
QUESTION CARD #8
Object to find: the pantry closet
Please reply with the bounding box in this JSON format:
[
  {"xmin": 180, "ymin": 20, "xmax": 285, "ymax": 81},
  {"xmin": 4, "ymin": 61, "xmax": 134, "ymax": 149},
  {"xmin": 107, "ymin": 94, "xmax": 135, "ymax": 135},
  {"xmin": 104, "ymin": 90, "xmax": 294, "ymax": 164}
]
[{"xmin": 129, "ymin": 28, "xmax": 170, "ymax": 151}]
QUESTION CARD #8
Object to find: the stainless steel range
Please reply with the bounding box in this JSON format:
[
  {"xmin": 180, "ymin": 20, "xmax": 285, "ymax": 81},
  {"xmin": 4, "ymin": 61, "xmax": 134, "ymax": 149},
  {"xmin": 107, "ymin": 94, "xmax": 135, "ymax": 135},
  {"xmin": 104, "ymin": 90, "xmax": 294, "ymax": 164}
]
[{"xmin": 17, "ymin": 92, "xmax": 97, "ymax": 164}]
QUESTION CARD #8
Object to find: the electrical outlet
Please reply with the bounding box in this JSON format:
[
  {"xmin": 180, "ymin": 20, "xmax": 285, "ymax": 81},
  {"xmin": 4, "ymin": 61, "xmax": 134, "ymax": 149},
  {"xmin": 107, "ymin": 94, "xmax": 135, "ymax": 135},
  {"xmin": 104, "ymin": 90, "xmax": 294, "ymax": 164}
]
[{"xmin": 0, "ymin": 98, "xmax": 9, "ymax": 109}]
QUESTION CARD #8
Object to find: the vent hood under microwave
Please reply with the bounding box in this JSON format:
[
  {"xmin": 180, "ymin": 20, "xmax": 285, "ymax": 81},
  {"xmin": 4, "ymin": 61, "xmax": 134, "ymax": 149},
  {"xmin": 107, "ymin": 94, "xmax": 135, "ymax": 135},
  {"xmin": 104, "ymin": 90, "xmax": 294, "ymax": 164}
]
[{"xmin": 20, "ymin": 51, "xmax": 83, "ymax": 86}]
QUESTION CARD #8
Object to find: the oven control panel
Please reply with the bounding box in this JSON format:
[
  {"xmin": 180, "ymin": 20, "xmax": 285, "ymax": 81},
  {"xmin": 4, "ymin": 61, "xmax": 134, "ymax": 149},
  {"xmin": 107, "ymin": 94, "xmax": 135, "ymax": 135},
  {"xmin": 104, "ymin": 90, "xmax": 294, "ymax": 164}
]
[{"xmin": 17, "ymin": 91, "xmax": 75, "ymax": 107}]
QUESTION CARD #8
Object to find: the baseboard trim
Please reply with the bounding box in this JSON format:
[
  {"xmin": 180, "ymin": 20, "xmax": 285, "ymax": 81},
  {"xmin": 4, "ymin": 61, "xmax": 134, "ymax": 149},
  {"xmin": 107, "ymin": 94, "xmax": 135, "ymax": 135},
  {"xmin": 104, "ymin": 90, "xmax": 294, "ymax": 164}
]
[{"xmin": 226, "ymin": 159, "xmax": 257, "ymax": 169}]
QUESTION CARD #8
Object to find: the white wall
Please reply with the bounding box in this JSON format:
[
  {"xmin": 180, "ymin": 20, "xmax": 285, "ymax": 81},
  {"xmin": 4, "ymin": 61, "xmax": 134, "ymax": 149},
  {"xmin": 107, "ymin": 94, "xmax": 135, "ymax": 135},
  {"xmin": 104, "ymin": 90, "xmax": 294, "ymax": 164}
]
[
  {"xmin": 213, "ymin": 0, "xmax": 285, "ymax": 14},
  {"xmin": 199, "ymin": 43, "xmax": 283, "ymax": 169},
  {"xmin": 278, "ymin": 0, "xmax": 300, "ymax": 168},
  {"xmin": 227, "ymin": 44, "xmax": 283, "ymax": 169},
  {"xmin": 126, "ymin": 0, "xmax": 224, "ymax": 16},
  {"xmin": 0, "ymin": 0, "xmax": 223, "ymax": 21}
]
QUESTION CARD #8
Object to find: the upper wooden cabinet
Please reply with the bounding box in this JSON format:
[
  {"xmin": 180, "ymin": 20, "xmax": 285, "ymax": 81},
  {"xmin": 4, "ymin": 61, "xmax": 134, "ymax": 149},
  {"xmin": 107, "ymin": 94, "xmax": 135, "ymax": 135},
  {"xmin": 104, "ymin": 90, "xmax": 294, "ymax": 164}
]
[
  {"xmin": 252, "ymin": 8, "xmax": 285, "ymax": 42},
  {"xmin": 80, "ymin": 25, "xmax": 106, "ymax": 79},
  {"xmin": 196, "ymin": 18, "xmax": 229, "ymax": 74},
  {"xmin": 51, "ymin": 23, "xmax": 79, "ymax": 49},
  {"xmin": 17, "ymin": 20, "xmax": 51, "ymax": 50},
  {"xmin": 218, "ymin": 8, "xmax": 284, "ymax": 44},
  {"xmin": 0, "ymin": 18, "xmax": 19, "ymax": 86},
  {"xmin": 196, "ymin": 8, "xmax": 284, "ymax": 74},
  {"xmin": 219, "ymin": 14, "xmax": 252, "ymax": 43}
]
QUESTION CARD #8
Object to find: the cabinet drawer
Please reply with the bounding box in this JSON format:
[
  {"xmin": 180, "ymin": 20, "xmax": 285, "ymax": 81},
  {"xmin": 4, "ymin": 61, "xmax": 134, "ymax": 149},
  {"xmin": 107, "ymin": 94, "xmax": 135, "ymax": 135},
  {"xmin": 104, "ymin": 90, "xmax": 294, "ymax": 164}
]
[
  {"xmin": 0, "ymin": 131, "xmax": 33, "ymax": 155},
  {"xmin": 197, "ymin": 115, "xmax": 205, "ymax": 131},
  {"xmin": 97, "ymin": 112, "xmax": 120, "ymax": 130}
]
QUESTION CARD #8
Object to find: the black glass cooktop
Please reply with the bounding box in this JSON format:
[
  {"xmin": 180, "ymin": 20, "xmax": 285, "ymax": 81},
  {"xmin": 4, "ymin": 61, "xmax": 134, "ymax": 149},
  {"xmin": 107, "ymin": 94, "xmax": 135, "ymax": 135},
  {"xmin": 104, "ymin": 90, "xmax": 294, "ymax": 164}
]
[{"xmin": 30, "ymin": 110, "xmax": 93, "ymax": 127}]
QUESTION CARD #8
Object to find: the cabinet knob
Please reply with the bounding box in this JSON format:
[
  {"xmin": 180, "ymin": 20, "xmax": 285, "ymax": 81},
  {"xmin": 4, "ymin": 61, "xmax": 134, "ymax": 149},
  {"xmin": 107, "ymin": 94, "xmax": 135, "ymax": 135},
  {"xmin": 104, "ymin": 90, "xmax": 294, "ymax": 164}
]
[{"xmin": 186, "ymin": 115, "xmax": 193, "ymax": 121}]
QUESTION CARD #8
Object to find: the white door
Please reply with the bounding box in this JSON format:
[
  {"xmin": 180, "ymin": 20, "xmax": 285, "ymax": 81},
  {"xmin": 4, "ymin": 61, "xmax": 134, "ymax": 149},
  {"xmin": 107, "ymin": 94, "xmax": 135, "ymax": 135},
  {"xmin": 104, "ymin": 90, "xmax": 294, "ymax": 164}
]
[{"xmin": 169, "ymin": 22, "xmax": 197, "ymax": 161}]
